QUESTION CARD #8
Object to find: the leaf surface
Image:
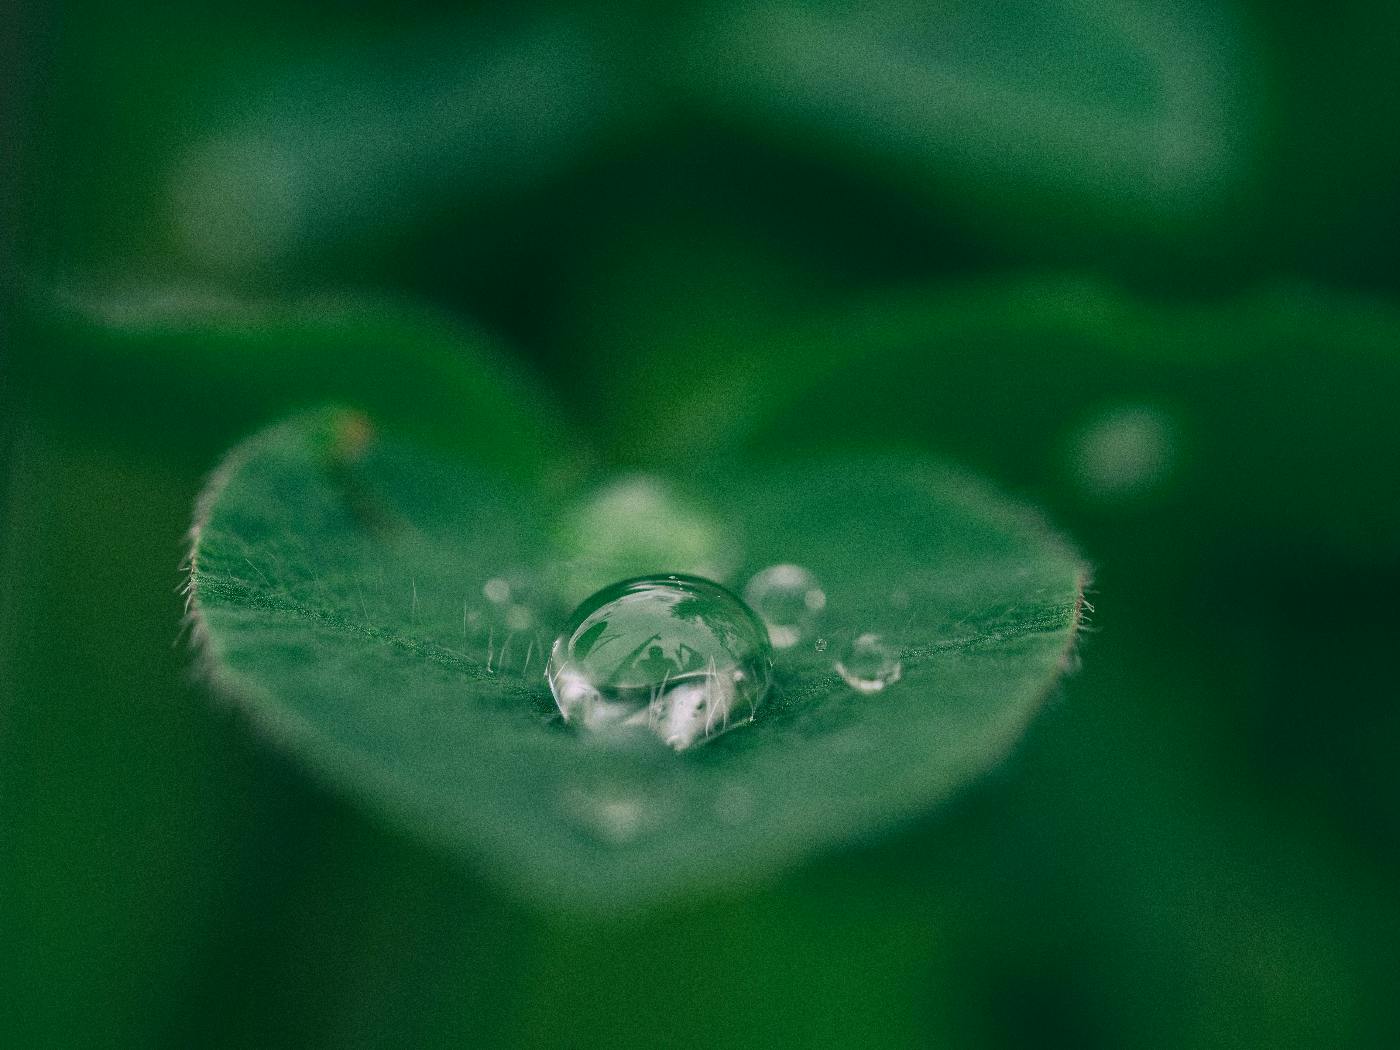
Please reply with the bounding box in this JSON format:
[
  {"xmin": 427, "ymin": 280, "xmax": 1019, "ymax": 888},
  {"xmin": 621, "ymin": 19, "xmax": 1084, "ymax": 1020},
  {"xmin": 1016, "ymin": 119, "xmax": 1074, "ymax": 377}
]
[{"xmin": 189, "ymin": 409, "xmax": 1087, "ymax": 910}]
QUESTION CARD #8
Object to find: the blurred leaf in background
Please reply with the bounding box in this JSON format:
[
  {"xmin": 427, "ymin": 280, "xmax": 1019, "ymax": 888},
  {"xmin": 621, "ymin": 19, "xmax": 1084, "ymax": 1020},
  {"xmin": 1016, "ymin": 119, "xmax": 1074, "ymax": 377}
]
[
  {"xmin": 3, "ymin": 0, "xmax": 1400, "ymax": 1048},
  {"xmin": 678, "ymin": 0, "xmax": 1262, "ymax": 276}
]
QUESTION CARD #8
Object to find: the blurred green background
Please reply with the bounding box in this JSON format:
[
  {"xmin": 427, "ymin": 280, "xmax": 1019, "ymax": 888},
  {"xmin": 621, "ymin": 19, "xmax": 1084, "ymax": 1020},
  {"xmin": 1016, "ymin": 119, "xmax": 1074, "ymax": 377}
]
[{"xmin": 3, "ymin": 1, "xmax": 1398, "ymax": 1047}]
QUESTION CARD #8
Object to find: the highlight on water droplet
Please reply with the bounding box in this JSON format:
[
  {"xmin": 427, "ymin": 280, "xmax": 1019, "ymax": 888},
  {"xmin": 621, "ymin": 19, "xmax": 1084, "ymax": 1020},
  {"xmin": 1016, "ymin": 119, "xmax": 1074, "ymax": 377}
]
[
  {"xmin": 834, "ymin": 632, "xmax": 903, "ymax": 694},
  {"xmin": 546, "ymin": 574, "xmax": 773, "ymax": 751},
  {"xmin": 743, "ymin": 563, "xmax": 826, "ymax": 649}
]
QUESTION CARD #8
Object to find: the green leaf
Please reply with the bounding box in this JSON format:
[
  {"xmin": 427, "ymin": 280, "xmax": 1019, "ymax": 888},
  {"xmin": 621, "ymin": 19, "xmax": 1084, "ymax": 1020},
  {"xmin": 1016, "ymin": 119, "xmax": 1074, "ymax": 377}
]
[{"xmin": 188, "ymin": 409, "xmax": 1086, "ymax": 911}]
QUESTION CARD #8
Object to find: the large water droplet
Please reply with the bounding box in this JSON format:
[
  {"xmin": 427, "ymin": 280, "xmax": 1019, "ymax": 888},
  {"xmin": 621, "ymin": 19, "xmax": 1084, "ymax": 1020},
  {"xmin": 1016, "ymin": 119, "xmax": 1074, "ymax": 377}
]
[
  {"xmin": 834, "ymin": 632, "xmax": 903, "ymax": 694},
  {"xmin": 547, "ymin": 574, "xmax": 773, "ymax": 751},
  {"xmin": 743, "ymin": 563, "xmax": 826, "ymax": 649}
]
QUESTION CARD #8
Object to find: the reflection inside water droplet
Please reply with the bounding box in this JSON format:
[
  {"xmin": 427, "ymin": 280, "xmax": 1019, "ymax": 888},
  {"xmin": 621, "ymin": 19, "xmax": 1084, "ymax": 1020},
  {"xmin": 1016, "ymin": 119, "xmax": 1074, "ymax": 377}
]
[
  {"xmin": 547, "ymin": 574, "xmax": 773, "ymax": 751},
  {"xmin": 743, "ymin": 563, "xmax": 826, "ymax": 649},
  {"xmin": 834, "ymin": 633, "xmax": 903, "ymax": 694}
]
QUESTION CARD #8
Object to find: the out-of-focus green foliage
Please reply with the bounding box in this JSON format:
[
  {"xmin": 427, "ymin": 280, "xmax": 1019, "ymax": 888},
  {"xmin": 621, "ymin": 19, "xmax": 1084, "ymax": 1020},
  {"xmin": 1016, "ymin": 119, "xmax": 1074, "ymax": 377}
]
[
  {"xmin": 3, "ymin": 0, "xmax": 1399, "ymax": 1047},
  {"xmin": 7, "ymin": 286, "xmax": 565, "ymax": 470},
  {"xmin": 572, "ymin": 273, "xmax": 1400, "ymax": 566}
]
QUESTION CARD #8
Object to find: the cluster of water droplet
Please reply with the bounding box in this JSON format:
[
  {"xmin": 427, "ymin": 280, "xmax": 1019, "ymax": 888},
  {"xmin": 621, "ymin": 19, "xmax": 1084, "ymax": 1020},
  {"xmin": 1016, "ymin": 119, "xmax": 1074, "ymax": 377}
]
[
  {"xmin": 545, "ymin": 558, "xmax": 909, "ymax": 752},
  {"xmin": 741, "ymin": 564, "xmax": 902, "ymax": 693},
  {"xmin": 451, "ymin": 570, "xmax": 558, "ymax": 678}
]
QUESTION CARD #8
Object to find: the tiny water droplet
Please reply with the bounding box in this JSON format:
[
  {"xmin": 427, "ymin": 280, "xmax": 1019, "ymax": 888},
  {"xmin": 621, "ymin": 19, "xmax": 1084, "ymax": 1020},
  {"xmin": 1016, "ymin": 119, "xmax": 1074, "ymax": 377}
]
[
  {"xmin": 547, "ymin": 574, "xmax": 773, "ymax": 751},
  {"xmin": 504, "ymin": 603, "xmax": 534, "ymax": 632},
  {"xmin": 744, "ymin": 563, "xmax": 826, "ymax": 649},
  {"xmin": 814, "ymin": 637, "xmax": 828, "ymax": 653},
  {"xmin": 834, "ymin": 633, "xmax": 903, "ymax": 694},
  {"xmin": 472, "ymin": 572, "xmax": 554, "ymax": 671}
]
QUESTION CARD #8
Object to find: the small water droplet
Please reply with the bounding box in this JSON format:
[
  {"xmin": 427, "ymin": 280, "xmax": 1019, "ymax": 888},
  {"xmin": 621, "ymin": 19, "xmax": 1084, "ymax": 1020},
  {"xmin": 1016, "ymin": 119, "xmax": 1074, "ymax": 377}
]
[
  {"xmin": 504, "ymin": 603, "xmax": 534, "ymax": 632},
  {"xmin": 482, "ymin": 577, "xmax": 512, "ymax": 604},
  {"xmin": 834, "ymin": 633, "xmax": 903, "ymax": 694},
  {"xmin": 744, "ymin": 564, "xmax": 826, "ymax": 649},
  {"xmin": 547, "ymin": 574, "xmax": 773, "ymax": 751},
  {"xmin": 814, "ymin": 637, "xmax": 828, "ymax": 653}
]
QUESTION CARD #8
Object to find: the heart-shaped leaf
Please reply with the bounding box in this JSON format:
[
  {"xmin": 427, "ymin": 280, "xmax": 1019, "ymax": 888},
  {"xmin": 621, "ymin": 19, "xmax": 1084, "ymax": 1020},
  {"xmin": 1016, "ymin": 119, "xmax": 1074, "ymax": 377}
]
[{"xmin": 188, "ymin": 408, "xmax": 1087, "ymax": 911}]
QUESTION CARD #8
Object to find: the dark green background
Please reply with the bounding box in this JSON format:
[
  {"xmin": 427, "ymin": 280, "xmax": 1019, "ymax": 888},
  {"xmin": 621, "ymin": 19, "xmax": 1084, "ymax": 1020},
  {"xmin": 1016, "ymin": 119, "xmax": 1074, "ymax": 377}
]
[{"xmin": 3, "ymin": 2, "xmax": 1398, "ymax": 1047}]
